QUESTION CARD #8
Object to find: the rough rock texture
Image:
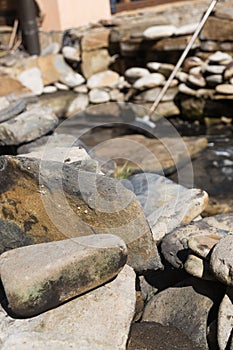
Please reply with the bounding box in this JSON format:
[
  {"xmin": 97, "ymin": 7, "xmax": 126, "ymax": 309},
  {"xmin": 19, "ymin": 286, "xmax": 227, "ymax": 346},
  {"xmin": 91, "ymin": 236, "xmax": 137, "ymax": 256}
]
[
  {"xmin": 123, "ymin": 173, "xmax": 208, "ymax": 242},
  {"xmin": 0, "ymin": 265, "xmax": 136, "ymax": 350},
  {"xmin": 142, "ymin": 278, "xmax": 222, "ymax": 349},
  {"xmin": 217, "ymin": 288, "xmax": 233, "ymax": 350},
  {"xmin": 0, "ymin": 155, "xmax": 162, "ymax": 272},
  {"xmin": 0, "ymin": 107, "xmax": 58, "ymax": 146},
  {"xmin": 210, "ymin": 234, "xmax": 233, "ymax": 286},
  {"xmin": 0, "ymin": 234, "xmax": 127, "ymax": 317},
  {"xmin": 161, "ymin": 213, "xmax": 233, "ymax": 269}
]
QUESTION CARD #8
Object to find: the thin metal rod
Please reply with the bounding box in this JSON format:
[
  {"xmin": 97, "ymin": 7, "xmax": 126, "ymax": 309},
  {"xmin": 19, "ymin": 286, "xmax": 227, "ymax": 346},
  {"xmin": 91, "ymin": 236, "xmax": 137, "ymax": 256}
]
[{"xmin": 148, "ymin": 0, "xmax": 219, "ymax": 118}]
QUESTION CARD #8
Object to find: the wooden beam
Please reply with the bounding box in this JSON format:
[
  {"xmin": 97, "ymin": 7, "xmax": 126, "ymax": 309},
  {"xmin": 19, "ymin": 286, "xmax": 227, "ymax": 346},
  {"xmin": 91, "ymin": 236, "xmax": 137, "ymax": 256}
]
[{"xmin": 116, "ymin": 0, "xmax": 194, "ymax": 12}]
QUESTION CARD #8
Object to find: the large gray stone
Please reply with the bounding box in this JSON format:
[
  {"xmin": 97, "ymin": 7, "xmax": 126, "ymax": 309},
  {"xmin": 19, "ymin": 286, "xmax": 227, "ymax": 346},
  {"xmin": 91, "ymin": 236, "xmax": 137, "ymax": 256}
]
[
  {"xmin": 0, "ymin": 234, "xmax": 127, "ymax": 317},
  {"xmin": 0, "ymin": 265, "xmax": 136, "ymax": 350},
  {"xmin": 123, "ymin": 173, "xmax": 208, "ymax": 243},
  {"xmin": 210, "ymin": 234, "xmax": 233, "ymax": 286},
  {"xmin": 0, "ymin": 155, "xmax": 161, "ymax": 272},
  {"xmin": 0, "ymin": 107, "xmax": 58, "ymax": 146},
  {"xmin": 143, "ymin": 278, "xmax": 217, "ymax": 349}
]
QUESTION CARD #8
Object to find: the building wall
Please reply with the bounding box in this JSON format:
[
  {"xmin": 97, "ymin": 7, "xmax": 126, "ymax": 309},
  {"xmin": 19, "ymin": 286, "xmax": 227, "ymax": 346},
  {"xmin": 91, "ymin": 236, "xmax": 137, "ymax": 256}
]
[{"xmin": 37, "ymin": 0, "xmax": 111, "ymax": 31}]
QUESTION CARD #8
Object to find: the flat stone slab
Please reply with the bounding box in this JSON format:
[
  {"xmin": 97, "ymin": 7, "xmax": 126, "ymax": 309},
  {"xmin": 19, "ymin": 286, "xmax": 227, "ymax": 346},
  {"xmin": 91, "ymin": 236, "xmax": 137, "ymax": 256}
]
[
  {"xmin": 0, "ymin": 155, "xmax": 161, "ymax": 272},
  {"xmin": 0, "ymin": 265, "xmax": 136, "ymax": 350},
  {"xmin": 210, "ymin": 234, "xmax": 233, "ymax": 286},
  {"xmin": 217, "ymin": 288, "xmax": 233, "ymax": 350},
  {"xmin": 143, "ymin": 25, "xmax": 176, "ymax": 40},
  {"xmin": 142, "ymin": 278, "xmax": 216, "ymax": 349},
  {"xmin": 133, "ymin": 73, "xmax": 165, "ymax": 90},
  {"xmin": 216, "ymin": 84, "xmax": 233, "ymax": 95},
  {"xmin": 0, "ymin": 107, "xmax": 58, "ymax": 146},
  {"xmin": 0, "ymin": 234, "xmax": 127, "ymax": 317},
  {"xmin": 123, "ymin": 173, "xmax": 208, "ymax": 242}
]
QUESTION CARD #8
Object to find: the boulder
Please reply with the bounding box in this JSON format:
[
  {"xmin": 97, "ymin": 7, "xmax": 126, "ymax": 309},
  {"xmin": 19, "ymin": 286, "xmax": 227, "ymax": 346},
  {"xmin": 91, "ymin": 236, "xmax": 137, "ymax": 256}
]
[
  {"xmin": 217, "ymin": 288, "xmax": 233, "ymax": 350},
  {"xmin": 0, "ymin": 234, "xmax": 127, "ymax": 317},
  {"xmin": 0, "ymin": 155, "xmax": 162, "ymax": 272},
  {"xmin": 0, "ymin": 265, "xmax": 136, "ymax": 350}
]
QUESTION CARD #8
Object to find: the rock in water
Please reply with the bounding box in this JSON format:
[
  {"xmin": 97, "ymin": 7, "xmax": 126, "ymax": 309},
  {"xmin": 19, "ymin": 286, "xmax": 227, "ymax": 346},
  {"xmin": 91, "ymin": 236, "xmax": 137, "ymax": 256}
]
[
  {"xmin": 0, "ymin": 234, "xmax": 127, "ymax": 317},
  {"xmin": 0, "ymin": 107, "xmax": 58, "ymax": 146},
  {"xmin": 0, "ymin": 155, "xmax": 162, "ymax": 272},
  {"xmin": 0, "ymin": 265, "xmax": 136, "ymax": 350},
  {"xmin": 210, "ymin": 234, "xmax": 233, "ymax": 286}
]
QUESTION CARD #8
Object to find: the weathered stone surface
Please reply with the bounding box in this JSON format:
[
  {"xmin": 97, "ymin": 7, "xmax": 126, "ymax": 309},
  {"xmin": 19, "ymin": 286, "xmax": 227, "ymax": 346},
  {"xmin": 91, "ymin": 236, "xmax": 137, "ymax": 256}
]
[
  {"xmin": 217, "ymin": 288, "xmax": 233, "ymax": 350},
  {"xmin": 127, "ymin": 322, "xmax": 205, "ymax": 350},
  {"xmin": 82, "ymin": 28, "xmax": 110, "ymax": 51},
  {"xmin": 18, "ymin": 146, "xmax": 91, "ymax": 163},
  {"xmin": 0, "ymin": 99, "xmax": 27, "ymax": 123},
  {"xmin": 201, "ymin": 17, "xmax": 233, "ymax": 41},
  {"xmin": 0, "ymin": 155, "xmax": 161, "ymax": 271},
  {"xmin": 0, "ymin": 265, "xmax": 136, "ymax": 350},
  {"xmin": 0, "ymin": 107, "xmax": 58, "ymax": 146},
  {"xmin": 87, "ymin": 70, "xmax": 120, "ymax": 89},
  {"xmin": 93, "ymin": 134, "xmax": 208, "ymax": 176},
  {"xmin": 18, "ymin": 67, "xmax": 44, "ymax": 95},
  {"xmin": 81, "ymin": 49, "xmax": 112, "ymax": 79},
  {"xmin": 161, "ymin": 214, "xmax": 233, "ymax": 269},
  {"xmin": 134, "ymin": 87, "xmax": 178, "ymax": 103},
  {"xmin": 89, "ymin": 88, "xmax": 110, "ymax": 104},
  {"xmin": 152, "ymin": 35, "xmax": 200, "ymax": 52},
  {"xmin": 184, "ymin": 254, "xmax": 214, "ymax": 280},
  {"xmin": 188, "ymin": 73, "xmax": 206, "ymax": 88},
  {"xmin": 204, "ymin": 65, "xmax": 226, "ymax": 75},
  {"xmin": 143, "ymin": 25, "xmax": 176, "ymax": 40},
  {"xmin": 210, "ymin": 234, "xmax": 233, "ymax": 286},
  {"xmin": 183, "ymin": 56, "xmax": 204, "ymax": 72},
  {"xmin": 123, "ymin": 173, "xmax": 208, "ymax": 242},
  {"xmin": 143, "ymin": 278, "xmax": 218, "ymax": 349},
  {"xmin": 188, "ymin": 234, "xmax": 221, "ymax": 258},
  {"xmin": 0, "ymin": 234, "xmax": 127, "ymax": 317}
]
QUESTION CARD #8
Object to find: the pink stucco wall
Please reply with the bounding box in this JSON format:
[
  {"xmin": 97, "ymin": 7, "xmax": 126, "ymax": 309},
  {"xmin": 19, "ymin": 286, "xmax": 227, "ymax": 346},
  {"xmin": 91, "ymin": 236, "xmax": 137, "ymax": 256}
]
[{"xmin": 37, "ymin": 0, "xmax": 111, "ymax": 31}]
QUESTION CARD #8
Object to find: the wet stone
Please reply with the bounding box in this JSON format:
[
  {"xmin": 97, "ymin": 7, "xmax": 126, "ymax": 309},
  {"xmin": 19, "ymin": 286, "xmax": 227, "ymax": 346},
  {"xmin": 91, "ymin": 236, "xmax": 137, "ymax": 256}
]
[{"xmin": 0, "ymin": 234, "xmax": 127, "ymax": 317}]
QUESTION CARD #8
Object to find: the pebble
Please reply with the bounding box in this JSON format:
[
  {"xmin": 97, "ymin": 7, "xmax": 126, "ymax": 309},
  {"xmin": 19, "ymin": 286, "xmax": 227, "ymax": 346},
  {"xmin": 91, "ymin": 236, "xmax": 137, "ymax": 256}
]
[
  {"xmin": 176, "ymin": 71, "xmax": 189, "ymax": 82},
  {"xmin": 210, "ymin": 234, "xmax": 233, "ymax": 286},
  {"xmin": 73, "ymin": 84, "xmax": 89, "ymax": 93},
  {"xmin": 188, "ymin": 234, "xmax": 221, "ymax": 258},
  {"xmin": 87, "ymin": 70, "xmax": 120, "ymax": 89},
  {"xmin": 179, "ymin": 83, "xmax": 197, "ymax": 96},
  {"xmin": 146, "ymin": 62, "xmax": 161, "ymax": 72},
  {"xmin": 223, "ymin": 61, "xmax": 233, "ymax": 80},
  {"xmin": 89, "ymin": 88, "xmax": 110, "ymax": 103},
  {"xmin": 125, "ymin": 67, "xmax": 150, "ymax": 83},
  {"xmin": 183, "ymin": 56, "xmax": 204, "ymax": 71},
  {"xmin": 133, "ymin": 73, "xmax": 165, "ymax": 90},
  {"xmin": 188, "ymin": 73, "xmax": 206, "ymax": 88},
  {"xmin": 66, "ymin": 93, "xmax": 89, "ymax": 115},
  {"xmin": 43, "ymin": 85, "xmax": 58, "ymax": 94},
  {"xmin": 175, "ymin": 23, "xmax": 198, "ymax": 36},
  {"xmin": 62, "ymin": 45, "xmax": 81, "ymax": 62},
  {"xmin": 206, "ymin": 74, "xmax": 223, "ymax": 87},
  {"xmin": 62, "ymin": 72, "xmax": 85, "ymax": 88},
  {"xmin": 184, "ymin": 254, "xmax": 214, "ymax": 280},
  {"xmin": 204, "ymin": 65, "xmax": 226, "ymax": 75},
  {"xmin": 143, "ymin": 25, "xmax": 176, "ymax": 39},
  {"xmin": 18, "ymin": 67, "xmax": 44, "ymax": 95},
  {"xmin": 216, "ymin": 83, "xmax": 233, "ymax": 95},
  {"xmin": 208, "ymin": 51, "xmax": 232, "ymax": 63},
  {"xmin": 54, "ymin": 82, "xmax": 69, "ymax": 90}
]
